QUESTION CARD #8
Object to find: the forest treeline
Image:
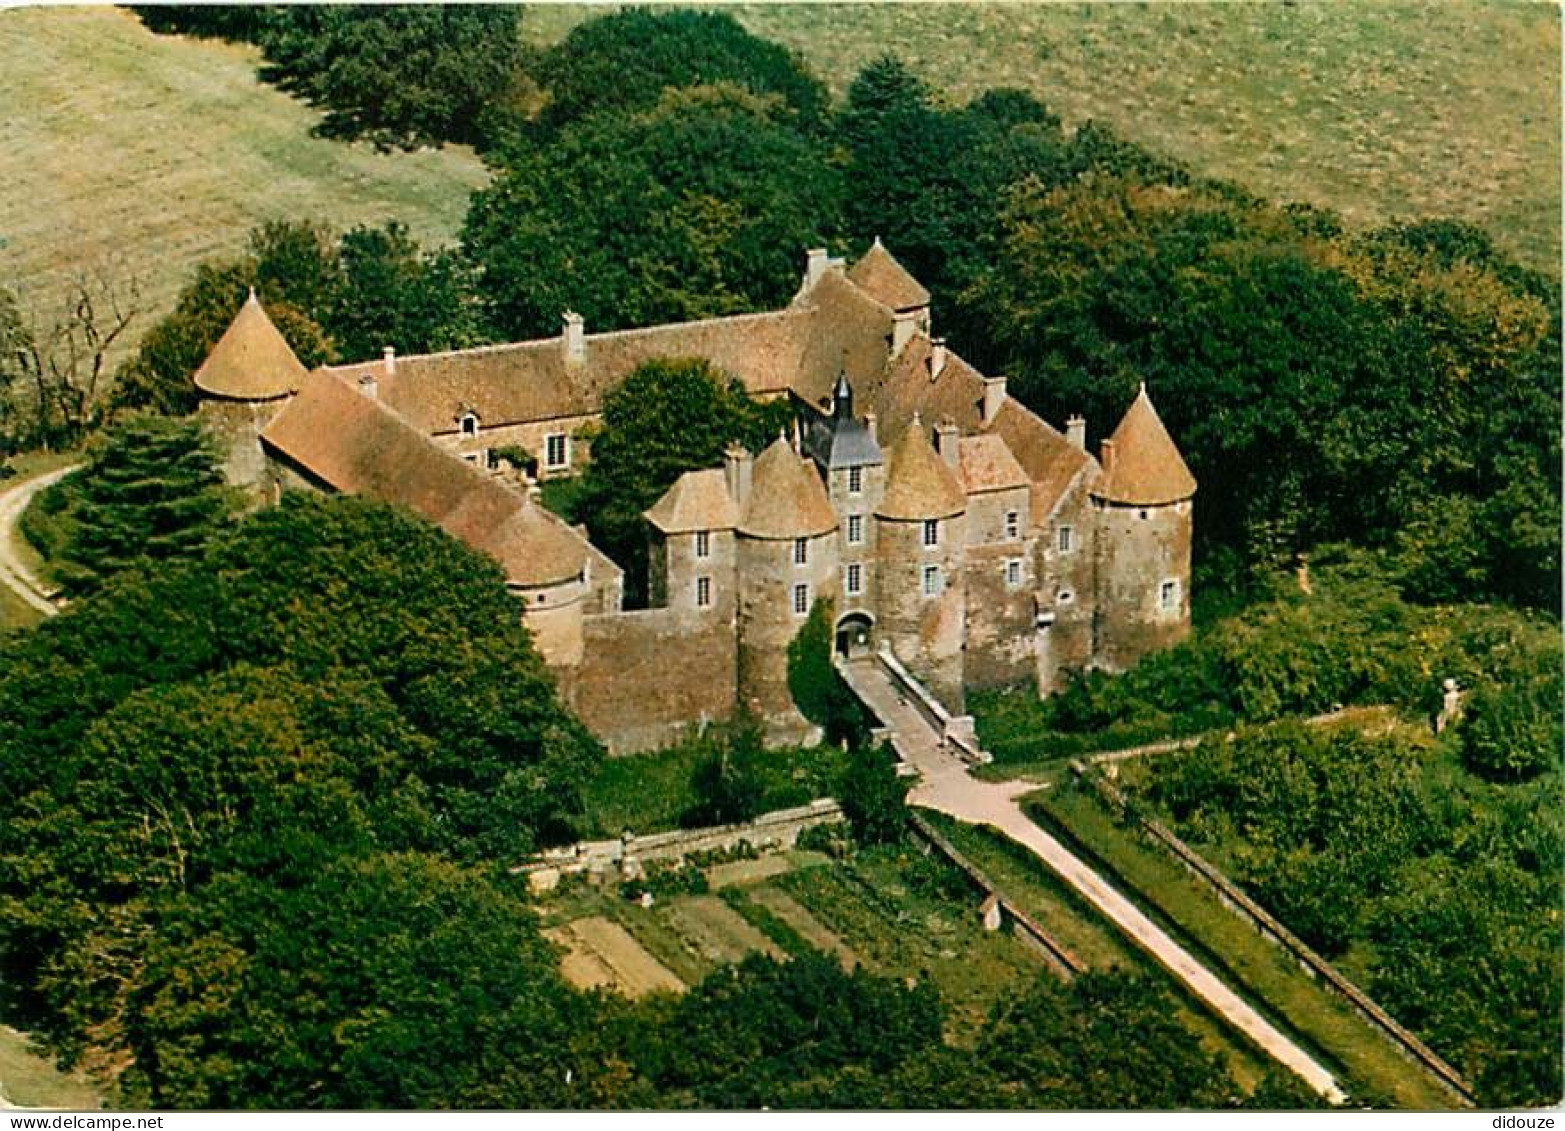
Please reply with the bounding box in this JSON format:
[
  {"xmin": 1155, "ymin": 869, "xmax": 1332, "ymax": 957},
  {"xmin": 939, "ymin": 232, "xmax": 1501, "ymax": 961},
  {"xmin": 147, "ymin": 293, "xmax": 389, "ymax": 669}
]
[{"xmin": 102, "ymin": 5, "xmax": 1561, "ymax": 613}]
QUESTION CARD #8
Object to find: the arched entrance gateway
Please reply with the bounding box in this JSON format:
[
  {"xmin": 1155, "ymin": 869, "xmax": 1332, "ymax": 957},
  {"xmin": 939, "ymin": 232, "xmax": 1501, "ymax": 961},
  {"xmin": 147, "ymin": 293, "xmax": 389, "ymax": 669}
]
[{"xmin": 835, "ymin": 612, "xmax": 874, "ymax": 659}]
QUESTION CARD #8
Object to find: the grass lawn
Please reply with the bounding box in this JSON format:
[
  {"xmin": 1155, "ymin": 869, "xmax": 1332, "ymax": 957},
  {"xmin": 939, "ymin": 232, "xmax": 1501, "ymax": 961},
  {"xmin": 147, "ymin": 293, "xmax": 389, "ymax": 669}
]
[
  {"xmin": 0, "ymin": 1026, "xmax": 102, "ymax": 1110},
  {"xmin": 0, "ymin": 7, "xmax": 488, "ymax": 369},
  {"xmin": 578, "ymin": 739, "xmax": 847, "ymax": 838},
  {"xmin": 525, "ymin": 3, "xmax": 1558, "ymax": 274},
  {"xmin": 1029, "ymin": 782, "xmax": 1460, "ymax": 1109}
]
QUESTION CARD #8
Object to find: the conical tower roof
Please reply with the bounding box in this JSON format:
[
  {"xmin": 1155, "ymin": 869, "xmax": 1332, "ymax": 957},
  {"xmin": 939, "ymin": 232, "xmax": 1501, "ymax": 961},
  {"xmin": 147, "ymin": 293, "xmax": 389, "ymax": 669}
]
[
  {"xmin": 846, "ymin": 237, "xmax": 930, "ymax": 311},
  {"xmin": 876, "ymin": 416, "xmax": 967, "ymax": 520},
  {"xmin": 738, "ymin": 436, "xmax": 838, "ymax": 539},
  {"xmin": 193, "ymin": 289, "xmax": 308, "ymax": 401},
  {"xmin": 1094, "ymin": 384, "xmax": 1196, "ymax": 506}
]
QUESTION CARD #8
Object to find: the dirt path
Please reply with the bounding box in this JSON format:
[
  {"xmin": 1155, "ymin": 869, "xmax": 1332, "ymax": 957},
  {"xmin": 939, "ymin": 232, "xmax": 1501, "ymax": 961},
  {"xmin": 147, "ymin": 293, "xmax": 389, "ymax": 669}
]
[
  {"xmin": 840, "ymin": 657, "xmax": 1346, "ymax": 1105},
  {"xmin": 0, "ymin": 464, "xmax": 78, "ymax": 619}
]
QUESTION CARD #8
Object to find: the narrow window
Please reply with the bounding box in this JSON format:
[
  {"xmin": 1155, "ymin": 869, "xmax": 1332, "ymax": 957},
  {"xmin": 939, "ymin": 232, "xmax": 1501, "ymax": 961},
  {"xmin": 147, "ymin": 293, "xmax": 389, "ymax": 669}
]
[
  {"xmin": 1005, "ymin": 510, "xmax": 1020, "ymax": 540},
  {"xmin": 1057, "ymin": 588, "xmax": 1074, "ymax": 605},
  {"xmin": 847, "ymin": 466, "xmax": 863, "ymax": 495},
  {"xmin": 695, "ymin": 530, "xmax": 710, "ymax": 559},
  {"xmin": 793, "ymin": 583, "xmax": 809, "ymax": 616},
  {"xmin": 1057, "ymin": 525, "xmax": 1074, "ymax": 553},
  {"xmin": 846, "ymin": 514, "xmax": 864, "ymax": 545},
  {"xmin": 460, "ymin": 412, "xmax": 479, "ymax": 437},
  {"xmin": 922, "ymin": 518, "xmax": 939, "ymax": 548},
  {"xmin": 845, "ymin": 562, "xmax": 863, "ymax": 596},
  {"xmin": 1160, "ymin": 579, "xmax": 1179, "ymax": 611},
  {"xmin": 1005, "ymin": 559, "xmax": 1022, "ymax": 589},
  {"xmin": 922, "ymin": 564, "xmax": 941, "ymax": 598},
  {"xmin": 1138, "ymin": 508, "xmax": 1149, "ymax": 521},
  {"xmin": 696, "ymin": 576, "xmax": 712, "ymax": 608},
  {"xmin": 545, "ymin": 432, "xmax": 568, "ymax": 469},
  {"xmin": 793, "ymin": 537, "xmax": 809, "ymax": 566}
]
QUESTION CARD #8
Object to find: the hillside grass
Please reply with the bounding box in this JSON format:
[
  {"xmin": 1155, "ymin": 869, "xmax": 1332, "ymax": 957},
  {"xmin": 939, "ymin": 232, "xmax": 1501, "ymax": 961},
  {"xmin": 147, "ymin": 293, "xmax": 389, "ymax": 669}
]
[
  {"xmin": 0, "ymin": 1026, "xmax": 102, "ymax": 1110},
  {"xmin": 0, "ymin": 7, "xmax": 488, "ymax": 368},
  {"xmin": 526, "ymin": 2, "xmax": 1559, "ymax": 274}
]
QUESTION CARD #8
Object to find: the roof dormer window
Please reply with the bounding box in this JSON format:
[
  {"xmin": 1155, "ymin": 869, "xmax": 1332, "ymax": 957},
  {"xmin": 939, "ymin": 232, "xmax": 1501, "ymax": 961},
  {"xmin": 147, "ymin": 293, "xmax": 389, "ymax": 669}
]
[{"xmin": 459, "ymin": 411, "xmax": 480, "ymax": 438}]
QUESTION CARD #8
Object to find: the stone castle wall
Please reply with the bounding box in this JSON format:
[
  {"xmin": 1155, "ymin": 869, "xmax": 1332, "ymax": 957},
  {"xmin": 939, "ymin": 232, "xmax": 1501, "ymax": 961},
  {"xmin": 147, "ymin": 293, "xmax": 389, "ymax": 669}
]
[
  {"xmin": 1091, "ymin": 498, "xmax": 1192, "ymax": 671},
  {"xmin": 736, "ymin": 530, "xmax": 835, "ymax": 745},
  {"xmin": 875, "ymin": 513, "xmax": 967, "ymax": 710}
]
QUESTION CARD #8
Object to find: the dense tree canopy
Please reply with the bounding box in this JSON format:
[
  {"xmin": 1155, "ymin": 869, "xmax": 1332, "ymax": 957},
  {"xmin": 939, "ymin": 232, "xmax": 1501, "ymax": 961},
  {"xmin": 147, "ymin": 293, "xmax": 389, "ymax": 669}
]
[
  {"xmin": 463, "ymin": 84, "xmax": 842, "ymax": 340},
  {"xmin": 529, "ymin": 8, "xmax": 827, "ymax": 142}
]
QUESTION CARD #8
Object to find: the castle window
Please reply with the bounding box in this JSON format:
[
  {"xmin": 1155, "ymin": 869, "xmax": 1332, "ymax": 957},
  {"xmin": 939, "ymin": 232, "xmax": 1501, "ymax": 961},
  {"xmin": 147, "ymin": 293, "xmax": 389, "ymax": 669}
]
[
  {"xmin": 845, "ymin": 562, "xmax": 863, "ymax": 596},
  {"xmin": 846, "ymin": 514, "xmax": 864, "ymax": 545},
  {"xmin": 1005, "ymin": 559, "xmax": 1022, "ymax": 589},
  {"xmin": 1057, "ymin": 525, "xmax": 1075, "ymax": 553},
  {"xmin": 1057, "ymin": 588, "xmax": 1074, "ymax": 605},
  {"xmin": 1139, "ymin": 508, "xmax": 1149, "ymax": 521},
  {"xmin": 695, "ymin": 530, "xmax": 710, "ymax": 559},
  {"xmin": 1005, "ymin": 510, "xmax": 1020, "ymax": 540},
  {"xmin": 696, "ymin": 576, "xmax": 712, "ymax": 608},
  {"xmin": 1159, "ymin": 579, "xmax": 1180, "ymax": 612},
  {"xmin": 460, "ymin": 412, "xmax": 479, "ymax": 437},
  {"xmin": 793, "ymin": 537, "xmax": 809, "ymax": 566},
  {"xmin": 545, "ymin": 432, "xmax": 568, "ymax": 470},
  {"xmin": 848, "ymin": 466, "xmax": 863, "ymax": 495},
  {"xmin": 793, "ymin": 583, "xmax": 810, "ymax": 616},
  {"xmin": 922, "ymin": 564, "xmax": 942, "ymax": 598},
  {"xmin": 922, "ymin": 519, "xmax": 939, "ymax": 548}
]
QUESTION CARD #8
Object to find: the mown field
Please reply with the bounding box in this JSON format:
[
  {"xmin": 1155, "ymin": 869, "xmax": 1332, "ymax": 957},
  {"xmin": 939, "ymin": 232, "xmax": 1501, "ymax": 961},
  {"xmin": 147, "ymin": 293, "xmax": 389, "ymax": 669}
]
[
  {"xmin": 528, "ymin": 2, "xmax": 1560, "ymax": 274},
  {"xmin": 0, "ymin": 6, "xmax": 487, "ymax": 364}
]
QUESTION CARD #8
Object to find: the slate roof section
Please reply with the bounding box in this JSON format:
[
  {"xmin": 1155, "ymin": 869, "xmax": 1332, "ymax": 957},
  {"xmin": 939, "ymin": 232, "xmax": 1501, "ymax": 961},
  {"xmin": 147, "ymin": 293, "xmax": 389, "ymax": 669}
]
[
  {"xmin": 193, "ymin": 290, "xmax": 308, "ymax": 401},
  {"xmin": 957, "ymin": 434, "xmax": 1030, "ymax": 494},
  {"xmin": 738, "ymin": 437, "xmax": 838, "ymax": 539},
  {"xmin": 1094, "ymin": 384, "xmax": 1197, "ymax": 506},
  {"xmin": 877, "ymin": 417, "xmax": 967, "ymax": 521},
  {"xmin": 846, "ymin": 238, "xmax": 931, "ymax": 312},
  {"xmin": 261, "ymin": 370, "xmax": 589, "ymax": 588},
  {"xmin": 644, "ymin": 467, "xmax": 739, "ymax": 534}
]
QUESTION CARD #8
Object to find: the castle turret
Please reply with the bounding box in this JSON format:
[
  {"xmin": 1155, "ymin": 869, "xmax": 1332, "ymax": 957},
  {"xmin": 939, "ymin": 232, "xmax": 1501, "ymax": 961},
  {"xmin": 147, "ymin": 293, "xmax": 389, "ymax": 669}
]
[
  {"xmin": 875, "ymin": 415, "xmax": 968, "ymax": 709},
  {"xmin": 194, "ymin": 289, "xmax": 309, "ymax": 490},
  {"xmin": 736, "ymin": 436, "xmax": 840, "ymax": 743},
  {"xmin": 1090, "ymin": 384, "xmax": 1196, "ymax": 669}
]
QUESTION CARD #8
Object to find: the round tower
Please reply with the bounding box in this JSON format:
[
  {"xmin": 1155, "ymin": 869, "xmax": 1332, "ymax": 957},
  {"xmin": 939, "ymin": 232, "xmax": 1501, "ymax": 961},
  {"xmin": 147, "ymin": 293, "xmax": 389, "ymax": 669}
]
[
  {"xmin": 1090, "ymin": 384, "xmax": 1197, "ymax": 670},
  {"xmin": 735, "ymin": 436, "xmax": 839, "ymax": 744},
  {"xmin": 874, "ymin": 415, "xmax": 968, "ymax": 710},
  {"xmin": 192, "ymin": 289, "xmax": 308, "ymax": 493}
]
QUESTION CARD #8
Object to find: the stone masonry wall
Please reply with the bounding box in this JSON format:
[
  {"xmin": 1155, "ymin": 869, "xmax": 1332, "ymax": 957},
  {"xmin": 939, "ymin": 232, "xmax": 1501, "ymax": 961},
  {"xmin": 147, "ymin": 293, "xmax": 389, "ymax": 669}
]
[
  {"xmin": 1092, "ymin": 498, "xmax": 1192, "ymax": 671},
  {"xmin": 736, "ymin": 529, "xmax": 836, "ymax": 745},
  {"xmin": 565, "ymin": 605, "xmax": 738, "ymax": 754},
  {"xmin": 875, "ymin": 513, "xmax": 967, "ymax": 710},
  {"xmin": 961, "ymin": 484, "xmax": 1035, "ymax": 690},
  {"xmin": 1033, "ymin": 477, "xmax": 1098, "ymax": 690}
]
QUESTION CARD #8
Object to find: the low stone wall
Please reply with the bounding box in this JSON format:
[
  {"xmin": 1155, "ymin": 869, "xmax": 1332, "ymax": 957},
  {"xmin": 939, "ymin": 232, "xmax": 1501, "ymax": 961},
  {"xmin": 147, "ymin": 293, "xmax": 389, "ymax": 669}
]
[
  {"xmin": 1074, "ymin": 762, "xmax": 1476, "ymax": 1108},
  {"xmin": 515, "ymin": 799, "xmax": 845, "ymax": 890},
  {"xmin": 907, "ymin": 812, "xmax": 1085, "ymax": 981},
  {"xmin": 868, "ymin": 648, "xmax": 989, "ymax": 765}
]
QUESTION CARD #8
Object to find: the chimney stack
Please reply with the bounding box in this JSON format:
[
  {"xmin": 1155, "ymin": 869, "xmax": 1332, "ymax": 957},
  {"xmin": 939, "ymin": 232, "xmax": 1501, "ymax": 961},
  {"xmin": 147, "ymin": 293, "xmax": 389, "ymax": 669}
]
[
  {"xmin": 724, "ymin": 443, "xmax": 753, "ymax": 506},
  {"xmin": 863, "ymin": 410, "xmax": 877, "ymax": 442},
  {"xmin": 891, "ymin": 310, "xmax": 917, "ymax": 354},
  {"xmin": 935, "ymin": 417, "xmax": 960, "ymax": 469},
  {"xmin": 805, "ymin": 247, "xmax": 831, "ymax": 289},
  {"xmin": 981, "ymin": 375, "xmax": 1006, "ymax": 424},
  {"xmin": 358, "ymin": 372, "xmax": 379, "ymax": 400},
  {"xmin": 1100, "ymin": 438, "xmax": 1116, "ymax": 474},
  {"xmin": 1066, "ymin": 415, "xmax": 1086, "ymax": 449},
  {"xmin": 562, "ymin": 311, "xmax": 585, "ymax": 365},
  {"xmin": 928, "ymin": 338, "xmax": 948, "ymax": 381},
  {"xmin": 382, "ymin": 345, "xmax": 396, "ymax": 377}
]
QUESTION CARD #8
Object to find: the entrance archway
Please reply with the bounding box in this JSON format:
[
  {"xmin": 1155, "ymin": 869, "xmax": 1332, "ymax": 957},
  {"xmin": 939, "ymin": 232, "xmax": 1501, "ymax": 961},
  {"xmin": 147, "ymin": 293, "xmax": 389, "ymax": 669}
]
[{"xmin": 835, "ymin": 612, "xmax": 874, "ymax": 659}]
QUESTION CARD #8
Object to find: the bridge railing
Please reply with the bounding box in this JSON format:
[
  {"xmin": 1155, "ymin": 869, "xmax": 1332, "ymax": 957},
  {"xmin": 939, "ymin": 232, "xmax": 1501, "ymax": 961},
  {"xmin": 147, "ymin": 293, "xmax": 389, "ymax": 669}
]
[{"xmin": 867, "ymin": 646, "xmax": 991, "ymax": 766}]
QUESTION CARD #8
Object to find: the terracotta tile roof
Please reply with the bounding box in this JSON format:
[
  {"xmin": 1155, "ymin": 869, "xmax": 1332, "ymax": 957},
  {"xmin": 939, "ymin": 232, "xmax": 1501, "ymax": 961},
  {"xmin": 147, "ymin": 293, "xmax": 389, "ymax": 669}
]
[
  {"xmin": 738, "ymin": 437, "xmax": 838, "ymax": 539},
  {"xmin": 788, "ymin": 268, "xmax": 897, "ymax": 410},
  {"xmin": 846, "ymin": 238, "xmax": 930, "ymax": 311},
  {"xmin": 957, "ymin": 434, "xmax": 1030, "ymax": 494},
  {"xmin": 261, "ymin": 371, "xmax": 589, "ymax": 587},
  {"xmin": 985, "ymin": 399, "xmax": 1099, "ymax": 525},
  {"xmin": 856, "ymin": 336, "xmax": 988, "ymax": 441},
  {"xmin": 877, "ymin": 417, "xmax": 967, "ymax": 521},
  {"xmin": 1094, "ymin": 384, "xmax": 1196, "ymax": 506},
  {"xmin": 644, "ymin": 467, "xmax": 738, "ymax": 534},
  {"xmin": 193, "ymin": 290, "xmax": 308, "ymax": 401},
  {"xmin": 323, "ymin": 307, "xmax": 819, "ymax": 434}
]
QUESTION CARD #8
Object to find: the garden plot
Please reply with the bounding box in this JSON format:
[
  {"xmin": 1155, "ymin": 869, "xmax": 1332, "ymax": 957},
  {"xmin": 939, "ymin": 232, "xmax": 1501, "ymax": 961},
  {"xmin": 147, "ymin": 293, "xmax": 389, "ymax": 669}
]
[
  {"xmin": 545, "ymin": 916, "xmax": 684, "ymax": 998},
  {"xmin": 662, "ymin": 895, "xmax": 787, "ymax": 965},
  {"xmin": 747, "ymin": 886, "xmax": 858, "ymax": 971}
]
